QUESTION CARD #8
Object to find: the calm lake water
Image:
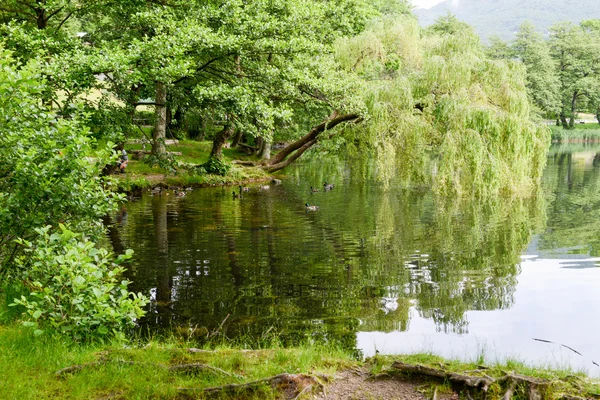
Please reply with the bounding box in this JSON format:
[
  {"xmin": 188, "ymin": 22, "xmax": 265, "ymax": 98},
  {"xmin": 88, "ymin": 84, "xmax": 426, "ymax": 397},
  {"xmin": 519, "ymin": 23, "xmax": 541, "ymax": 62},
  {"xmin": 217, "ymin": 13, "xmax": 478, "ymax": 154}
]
[{"xmin": 112, "ymin": 144, "xmax": 600, "ymax": 374}]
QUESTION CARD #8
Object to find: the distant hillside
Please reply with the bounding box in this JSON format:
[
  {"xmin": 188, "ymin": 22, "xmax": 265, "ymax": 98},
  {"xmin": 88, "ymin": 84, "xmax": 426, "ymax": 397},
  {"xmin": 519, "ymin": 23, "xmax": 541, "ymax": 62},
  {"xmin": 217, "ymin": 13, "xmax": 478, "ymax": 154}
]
[{"xmin": 415, "ymin": 0, "xmax": 600, "ymax": 41}]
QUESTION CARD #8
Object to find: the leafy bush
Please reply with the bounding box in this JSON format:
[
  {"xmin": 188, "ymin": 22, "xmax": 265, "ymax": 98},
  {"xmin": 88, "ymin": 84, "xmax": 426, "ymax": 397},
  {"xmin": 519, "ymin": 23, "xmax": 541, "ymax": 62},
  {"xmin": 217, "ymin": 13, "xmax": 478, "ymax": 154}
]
[
  {"xmin": 0, "ymin": 47, "xmax": 122, "ymax": 277},
  {"xmin": 12, "ymin": 226, "xmax": 148, "ymax": 341},
  {"xmin": 203, "ymin": 156, "xmax": 231, "ymax": 176}
]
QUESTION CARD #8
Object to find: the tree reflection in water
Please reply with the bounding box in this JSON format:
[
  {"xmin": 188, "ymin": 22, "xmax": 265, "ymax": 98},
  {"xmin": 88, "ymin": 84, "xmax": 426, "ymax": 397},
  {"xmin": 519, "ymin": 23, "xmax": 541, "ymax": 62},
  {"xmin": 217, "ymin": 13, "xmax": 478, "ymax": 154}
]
[{"xmin": 111, "ymin": 159, "xmax": 547, "ymax": 349}]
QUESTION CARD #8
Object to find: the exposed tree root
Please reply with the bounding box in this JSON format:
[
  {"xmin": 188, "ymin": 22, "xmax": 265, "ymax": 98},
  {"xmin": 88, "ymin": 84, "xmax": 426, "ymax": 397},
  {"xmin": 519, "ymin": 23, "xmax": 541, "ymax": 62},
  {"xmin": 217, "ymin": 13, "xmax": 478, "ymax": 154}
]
[
  {"xmin": 56, "ymin": 359, "xmax": 237, "ymax": 379},
  {"xmin": 55, "ymin": 361, "xmax": 104, "ymax": 377},
  {"xmin": 392, "ymin": 361, "xmax": 495, "ymax": 392},
  {"xmin": 392, "ymin": 361, "xmax": 555, "ymax": 400},
  {"xmin": 168, "ymin": 363, "xmax": 240, "ymax": 378},
  {"xmin": 178, "ymin": 373, "xmax": 319, "ymax": 399}
]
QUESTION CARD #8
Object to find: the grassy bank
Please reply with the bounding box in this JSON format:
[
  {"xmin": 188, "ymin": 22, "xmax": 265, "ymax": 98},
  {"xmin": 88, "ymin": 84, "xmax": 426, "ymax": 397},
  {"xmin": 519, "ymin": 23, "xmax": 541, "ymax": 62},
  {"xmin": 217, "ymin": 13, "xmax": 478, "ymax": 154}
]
[
  {"xmin": 550, "ymin": 123, "xmax": 600, "ymax": 142},
  {"xmin": 0, "ymin": 324, "xmax": 354, "ymax": 399},
  {"xmin": 2, "ymin": 318, "xmax": 600, "ymax": 399},
  {"xmin": 372, "ymin": 353, "xmax": 600, "ymax": 398},
  {"xmin": 113, "ymin": 139, "xmax": 272, "ymax": 193}
]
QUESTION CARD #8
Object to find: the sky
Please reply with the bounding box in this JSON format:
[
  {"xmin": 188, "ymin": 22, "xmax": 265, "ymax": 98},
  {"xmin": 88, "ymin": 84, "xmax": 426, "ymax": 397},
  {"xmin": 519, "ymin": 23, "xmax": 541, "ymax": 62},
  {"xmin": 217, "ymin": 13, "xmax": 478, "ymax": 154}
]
[{"xmin": 410, "ymin": 0, "xmax": 448, "ymax": 9}]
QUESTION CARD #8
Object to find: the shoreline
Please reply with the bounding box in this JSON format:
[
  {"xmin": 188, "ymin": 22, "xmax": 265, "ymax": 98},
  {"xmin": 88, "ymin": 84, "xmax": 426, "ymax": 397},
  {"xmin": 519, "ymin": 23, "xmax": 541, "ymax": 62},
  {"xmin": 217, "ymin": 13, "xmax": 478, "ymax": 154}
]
[
  {"xmin": 1, "ymin": 322, "xmax": 598, "ymax": 399},
  {"xmin": 113, "ymin": 166, "xmax": 276, "ymax": 195}
]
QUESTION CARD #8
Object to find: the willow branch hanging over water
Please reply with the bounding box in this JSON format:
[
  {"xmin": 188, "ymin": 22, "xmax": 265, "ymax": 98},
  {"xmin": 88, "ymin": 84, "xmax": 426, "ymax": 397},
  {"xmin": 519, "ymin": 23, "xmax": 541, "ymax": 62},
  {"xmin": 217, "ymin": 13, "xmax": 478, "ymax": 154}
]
[{"xmin": 338, "ymin": 16, "xmax": 551, "ymax": 197}]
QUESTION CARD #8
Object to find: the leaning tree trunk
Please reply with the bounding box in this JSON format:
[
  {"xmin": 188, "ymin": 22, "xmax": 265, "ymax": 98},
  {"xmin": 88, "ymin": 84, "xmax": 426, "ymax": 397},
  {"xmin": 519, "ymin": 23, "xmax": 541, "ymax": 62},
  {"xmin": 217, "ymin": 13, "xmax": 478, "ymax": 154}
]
[
  {"xmin": 259, "ymin": 112, "xmax": 360, "ymax": 172},
  {"xmin": 152, "ymin": 81, "xmax": 167, "ymax": 157},
  {"xmin": 210, "ymin": 124, "xmax": 235, "ymax": 159}
]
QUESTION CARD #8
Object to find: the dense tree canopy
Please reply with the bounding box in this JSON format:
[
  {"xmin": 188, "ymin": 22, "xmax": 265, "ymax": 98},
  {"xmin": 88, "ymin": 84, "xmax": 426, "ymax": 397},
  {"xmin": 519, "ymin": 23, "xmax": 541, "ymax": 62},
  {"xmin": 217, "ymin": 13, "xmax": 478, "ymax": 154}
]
[
  {"xmin": 338, "ymin": 16, "xmax": 549, "ymax": 197},
  {"xmin": 0, "ymin": 0, "xmax": 558, "ymax": 341},
  {"xmin": 488, "ymin": 19, "xmax": 600, "ymax": 127}
]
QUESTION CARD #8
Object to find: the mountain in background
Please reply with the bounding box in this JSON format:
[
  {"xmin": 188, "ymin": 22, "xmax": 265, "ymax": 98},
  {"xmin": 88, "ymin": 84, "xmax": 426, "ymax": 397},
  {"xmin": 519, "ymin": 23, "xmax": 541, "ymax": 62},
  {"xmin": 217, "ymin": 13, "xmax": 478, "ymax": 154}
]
[{"xmin": 415, "ymin": 0, "xmax": 600, "ymax": 41}]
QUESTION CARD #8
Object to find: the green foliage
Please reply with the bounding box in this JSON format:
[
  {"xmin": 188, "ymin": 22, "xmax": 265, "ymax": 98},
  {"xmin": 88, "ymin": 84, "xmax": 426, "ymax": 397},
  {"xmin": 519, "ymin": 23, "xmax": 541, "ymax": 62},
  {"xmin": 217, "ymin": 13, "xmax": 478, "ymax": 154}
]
[
  {"xmin": 0, "ymin": 47, "xmax": 122, "ymax": 277},
  {"xmin": 11, "ymin": 225, "xmax": 147, "ymax": 341},
  {"xmin": 202, "ymin": 156, "xmax": 232, "ymax": 176},
  {"xmin": 339, "ymin": 17, "xmax": 550, "ymax": 197},
  {"xmin": 487, "ymin": 19, "xmax": 600, "ymax": 125},
  {"xmin": 549, "ymin": 125, "xmax": 600, "ymax": 142},
  {"xmin": 549, "ymin": 21, "xmax": 600, "ymax": 127},
  {"xmin": 0, "ymin": 324, "xmax": 354, "ymax": 399},
  {"xmin": 514, "ymin": 22, "xmax": 561, "ymax": 116}
]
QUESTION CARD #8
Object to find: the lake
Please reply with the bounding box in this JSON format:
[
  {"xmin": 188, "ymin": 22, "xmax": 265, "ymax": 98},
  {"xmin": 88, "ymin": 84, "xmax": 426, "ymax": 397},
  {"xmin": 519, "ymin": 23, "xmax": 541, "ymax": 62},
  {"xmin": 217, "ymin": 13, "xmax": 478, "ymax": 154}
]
[{"xmin": 112, "ymin": 144, "xmax": 600, "ymax": 374}]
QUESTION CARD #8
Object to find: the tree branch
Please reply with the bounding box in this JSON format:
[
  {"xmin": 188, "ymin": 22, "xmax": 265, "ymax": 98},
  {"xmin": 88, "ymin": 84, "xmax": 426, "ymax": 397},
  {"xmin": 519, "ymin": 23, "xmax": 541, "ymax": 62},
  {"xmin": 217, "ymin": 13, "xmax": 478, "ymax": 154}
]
[
  {"xmin": 266, "ymin": 111, "xmax": 360, "ymax": 166},
  {"xmin": 55, "ymin": 10, "xmax": 74, "ymax": 33}
]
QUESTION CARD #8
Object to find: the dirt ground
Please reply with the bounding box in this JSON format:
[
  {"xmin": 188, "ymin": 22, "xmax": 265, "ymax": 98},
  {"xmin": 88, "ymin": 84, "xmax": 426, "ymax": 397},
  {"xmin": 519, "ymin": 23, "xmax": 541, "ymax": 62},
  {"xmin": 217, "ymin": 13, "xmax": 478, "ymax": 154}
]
[{"xmin": 312, "ymin": 368, "xmax": 458, "ymax": 400}]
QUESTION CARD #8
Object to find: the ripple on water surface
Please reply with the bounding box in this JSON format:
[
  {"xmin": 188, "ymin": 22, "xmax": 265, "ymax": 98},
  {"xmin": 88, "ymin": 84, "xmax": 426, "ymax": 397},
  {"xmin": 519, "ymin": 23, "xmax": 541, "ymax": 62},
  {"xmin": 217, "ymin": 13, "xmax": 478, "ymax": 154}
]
[{"xmin": 116, "ymin": 148, "xmax": 600, "ymax": 373}]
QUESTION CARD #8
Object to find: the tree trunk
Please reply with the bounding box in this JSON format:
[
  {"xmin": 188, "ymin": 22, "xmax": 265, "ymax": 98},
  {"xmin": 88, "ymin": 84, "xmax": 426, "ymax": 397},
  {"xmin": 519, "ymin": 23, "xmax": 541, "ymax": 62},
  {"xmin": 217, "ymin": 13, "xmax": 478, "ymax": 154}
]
[
  {"xmin": 210, "ymin": 123, "xmax": 235, "ymax": 159},
  {"xmin": 560, "ymin": 113, "xmax": 569, "ymax": 129},
  {"xmin": 36, "ymin": 8, "xmax": 47, "ymax": 29},
  {"xmin": 255, "ymin": 137, "xmax": 264, "ymax": 156},
  {"xmin": 152, "ymin": 81, "xmax": 167, "ymax": 157},
  {"xmin": 172, "ymin": 107, "xmax": 183, "ymax": 133},
  {"xmin": 259, "ymin": 139, "xmax": 271, "ymax": 160},
  {"xmin": 231, "ymin": 129, "xmax": 243, "ymax": 147},
  {"xmin": 198, "ymin": 117, "xmax": 206, "ymax": 141},
  {"xmin": 166, "ymin": 105, "xmax": 173, "ymax": 130},
  {"xmin": 569, "ymin": 91, "xmax": 578, "ymax": 129},
  {"xmin": 260, "ymin": 112, "xmax": 360, "ymax": 172}
]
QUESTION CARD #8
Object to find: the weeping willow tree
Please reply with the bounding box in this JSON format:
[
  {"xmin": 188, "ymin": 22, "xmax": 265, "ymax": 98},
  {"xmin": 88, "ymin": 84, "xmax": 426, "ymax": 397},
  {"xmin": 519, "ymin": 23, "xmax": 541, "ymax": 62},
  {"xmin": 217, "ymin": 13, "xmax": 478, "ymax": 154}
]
[{"xmin": 338, "ymin": 16, "xmax": 551, "ymax": 197}]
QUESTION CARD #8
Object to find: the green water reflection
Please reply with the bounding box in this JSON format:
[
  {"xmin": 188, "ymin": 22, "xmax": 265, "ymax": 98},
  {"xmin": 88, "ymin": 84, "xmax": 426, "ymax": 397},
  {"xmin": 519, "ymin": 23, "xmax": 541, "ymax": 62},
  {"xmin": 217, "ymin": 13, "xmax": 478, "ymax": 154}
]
[{"xmin": 112, "ymin": 146, "xmax": 597, "ymax": 349}]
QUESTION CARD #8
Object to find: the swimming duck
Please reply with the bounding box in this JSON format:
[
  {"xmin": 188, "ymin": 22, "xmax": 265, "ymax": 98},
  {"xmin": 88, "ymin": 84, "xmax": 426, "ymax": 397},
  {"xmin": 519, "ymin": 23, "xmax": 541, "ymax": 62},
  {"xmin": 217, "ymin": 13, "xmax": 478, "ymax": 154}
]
[
  {"xmin": 259, "ymin": 185, "xmax": 270, "ymax": 190},
  {"xmin": 233, "ymin": 191, "xmax": 242, "ymax": 199},
  {"xmin": 305, "ymin": 203, "xmax": 319, "ymax": 211},
  {"xmin": 174, "ymin": 190, "xmax": 186, "ymax": 197},
  {"xmin": 310, "ymin": 186, "xmax": 319, "ymax": 193},
  {"xmin": 271, "ymin": 179, "xmax": 282, "ymax": 185},
  {"xmin": 239, "ymin": 186, "xmax": 250, "ymax": 193},
  {"xmin": 323, "ymin": 182, "xmax": 335, "ymax": 191}
]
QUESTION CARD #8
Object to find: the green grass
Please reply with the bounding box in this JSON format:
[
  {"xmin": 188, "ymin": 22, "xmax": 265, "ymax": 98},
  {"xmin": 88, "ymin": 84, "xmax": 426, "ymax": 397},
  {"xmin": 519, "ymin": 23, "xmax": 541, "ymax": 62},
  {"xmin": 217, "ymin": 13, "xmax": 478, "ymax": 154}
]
[
  {"xmin": 370, "ymin": 353, "xmax": 600, "ymax": 400},
  {"xmin": 550, "ymin": 123, "xmax": 600, "ymax": 142},
  {"xmin": 0, "ymin": 323, "xmax": 355, "ymax": 400},
  {"xmin": 114, "ymin": 139, "xmax": 271, "ymax": 192},
  {"xmin": 4, "ymin": 283, "xmax": 600, "ymax": 399},
  {"xmin": 2, "ymin": 317, "xmax": 600, "ymax": 400}
]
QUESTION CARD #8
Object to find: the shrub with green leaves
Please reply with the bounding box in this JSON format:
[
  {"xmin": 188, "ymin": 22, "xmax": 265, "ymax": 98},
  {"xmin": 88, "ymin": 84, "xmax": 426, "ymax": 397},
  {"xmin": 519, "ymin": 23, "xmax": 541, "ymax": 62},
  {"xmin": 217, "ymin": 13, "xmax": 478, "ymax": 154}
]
[
  {"xmin": 12, "ymin": 226, "xmax": 148, "ymax": 341},
  {"xmin": 203, "ymin": 156, "xmax": 231, "ymax": 176},
  {"xmin": 0, "ymin": 46, "xmax": 121, "ymax": 279}
]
